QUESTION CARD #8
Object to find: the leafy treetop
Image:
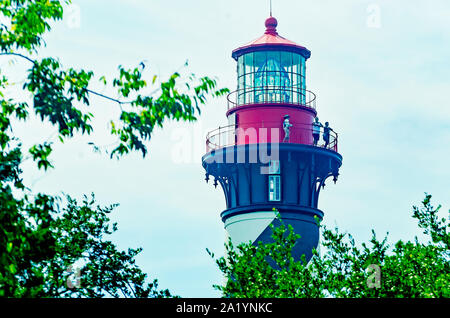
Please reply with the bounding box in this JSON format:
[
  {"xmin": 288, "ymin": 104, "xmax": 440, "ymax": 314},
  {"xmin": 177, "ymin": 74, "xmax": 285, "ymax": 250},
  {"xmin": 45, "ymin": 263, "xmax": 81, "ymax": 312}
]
[{"xmin": 1, "ymin": 0, "xmax": 228, "ymax": 297}]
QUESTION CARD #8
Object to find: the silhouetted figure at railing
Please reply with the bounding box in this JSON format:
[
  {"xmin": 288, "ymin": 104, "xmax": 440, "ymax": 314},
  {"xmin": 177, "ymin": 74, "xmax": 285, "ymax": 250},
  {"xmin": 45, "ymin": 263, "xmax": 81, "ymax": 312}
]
[
  {"xmin": 312, "ymin": 116, "xmax": 323, "ymax": 146},
  {"xmin": 323, "ymin": 121, "xmax": 334, "ymax": 148},
  {"xmin": 282, "ymin": 114, "xmax": 292, "ymax": 142}
]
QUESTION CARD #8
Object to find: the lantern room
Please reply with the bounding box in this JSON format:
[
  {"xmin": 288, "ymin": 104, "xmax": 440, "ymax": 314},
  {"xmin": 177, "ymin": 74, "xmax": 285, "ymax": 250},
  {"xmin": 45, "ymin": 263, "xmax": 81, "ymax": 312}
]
[{"xmin": 231, "ymin": 16, "xmax": 312, "ymax": 107}]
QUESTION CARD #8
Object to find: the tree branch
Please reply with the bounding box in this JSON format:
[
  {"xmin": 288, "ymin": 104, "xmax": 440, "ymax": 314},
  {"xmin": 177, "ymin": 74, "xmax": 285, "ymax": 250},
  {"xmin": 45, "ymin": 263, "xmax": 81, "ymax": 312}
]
[
  {"xmin": 0, "ymin": 52, "xmax": 36, "ymax": 64},
  {"xmin": 125, "ymin": 280, "xmax": 138, "ymax": 298},
  {"xmin": 0, "ymin": 52, "xmax": 136, "ymax": 106}
]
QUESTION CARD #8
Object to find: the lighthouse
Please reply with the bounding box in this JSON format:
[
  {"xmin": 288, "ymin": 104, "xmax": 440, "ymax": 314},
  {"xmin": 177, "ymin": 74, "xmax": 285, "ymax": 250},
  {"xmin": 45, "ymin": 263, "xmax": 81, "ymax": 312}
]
[{"xmin": 202, "ymin": 16, "xmax": 342, "ymax": 262}]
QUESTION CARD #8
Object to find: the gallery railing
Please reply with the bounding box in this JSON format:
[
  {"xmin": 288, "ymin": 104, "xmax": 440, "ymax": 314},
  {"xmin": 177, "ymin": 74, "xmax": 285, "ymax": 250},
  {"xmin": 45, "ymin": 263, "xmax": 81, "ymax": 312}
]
[
  {"xmin": 206, "ymin": 122, "xmax": 338, "ymax": 153},
  {"xmin": 227, "ymin": 86, "xmax": 317, "ymax": 111}
]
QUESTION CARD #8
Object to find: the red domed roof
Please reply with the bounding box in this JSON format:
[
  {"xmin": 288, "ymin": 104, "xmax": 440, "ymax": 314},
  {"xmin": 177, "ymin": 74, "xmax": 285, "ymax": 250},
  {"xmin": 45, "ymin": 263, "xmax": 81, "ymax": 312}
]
[{"xmin": 232, "ymin": 16, "xmax": 311, "ymax": 60}]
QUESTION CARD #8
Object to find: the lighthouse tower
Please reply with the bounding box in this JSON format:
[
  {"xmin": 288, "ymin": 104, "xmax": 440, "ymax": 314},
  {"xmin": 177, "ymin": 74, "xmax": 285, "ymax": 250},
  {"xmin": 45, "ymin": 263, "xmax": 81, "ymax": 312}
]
[{"xmin": 202, "ymin": 16, "xmax": 342, "ymax": 261}]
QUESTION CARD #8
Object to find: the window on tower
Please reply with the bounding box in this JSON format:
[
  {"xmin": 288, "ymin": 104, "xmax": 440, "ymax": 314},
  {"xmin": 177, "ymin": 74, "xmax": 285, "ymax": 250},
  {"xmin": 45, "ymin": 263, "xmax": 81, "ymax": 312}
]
[
  {"xmin": 268, "ymin": 175, "xmax": 281, "ymax": 202},
  {"xmin": 268, "ymin": 160, "xmax": 281, "ymax": 201},
  {"xmin": 268, "ymin": 159, "xmax": 280, "ymax": 174}
]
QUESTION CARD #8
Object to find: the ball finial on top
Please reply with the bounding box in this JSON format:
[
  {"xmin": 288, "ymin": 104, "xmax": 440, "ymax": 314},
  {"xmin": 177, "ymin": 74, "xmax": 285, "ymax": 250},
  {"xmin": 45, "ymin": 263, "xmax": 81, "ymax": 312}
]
[{"xmin": 265, "ymin": 16, "xmax": 278, "ymax": 35}]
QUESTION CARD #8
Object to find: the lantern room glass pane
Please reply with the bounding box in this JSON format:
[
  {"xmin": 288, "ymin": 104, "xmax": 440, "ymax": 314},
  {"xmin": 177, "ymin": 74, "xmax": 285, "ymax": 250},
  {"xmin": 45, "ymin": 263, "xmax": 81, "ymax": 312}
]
[
  {"xmin": 244, "ymin": 53, "xmax": 253, "ymax": 74},
  {"xmin": 292, "ymin": 54, "xmax": 300, "ymax": 79},
  {"xmin": 254, "ymin": 51, "xmax": 290, "ymax": 103},
  {"xmin": 280, "ymin": 51, "xmax": 292, "ymax": 69},
  {"xmin": 238, "ymin": 55, "xmax": 244, "ymax": 77},
  {"xmin": 253, "ymin": 51, "xmax": 266, "ymax": 69},
  {"xmin": 238, "ymin": 74, "xmax": 244, "ymax": 104},
  {"xmin": 237, "ymin": 55, "xmax": 244, "ymax": 94}
]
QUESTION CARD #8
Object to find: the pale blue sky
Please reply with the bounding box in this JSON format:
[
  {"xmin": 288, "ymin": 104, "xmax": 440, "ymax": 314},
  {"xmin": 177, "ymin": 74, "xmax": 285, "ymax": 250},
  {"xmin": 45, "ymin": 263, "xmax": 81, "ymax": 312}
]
[{"xmin": 5, "ymin": 0, "xmax": 450, "ymax": 297}]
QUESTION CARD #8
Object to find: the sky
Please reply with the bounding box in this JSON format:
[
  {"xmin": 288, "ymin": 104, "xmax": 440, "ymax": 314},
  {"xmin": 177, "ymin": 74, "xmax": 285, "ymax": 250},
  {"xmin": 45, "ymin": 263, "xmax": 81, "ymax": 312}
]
[{"xmin": 3, "ymin": 0, "xmax": 450, "ymax": 297}]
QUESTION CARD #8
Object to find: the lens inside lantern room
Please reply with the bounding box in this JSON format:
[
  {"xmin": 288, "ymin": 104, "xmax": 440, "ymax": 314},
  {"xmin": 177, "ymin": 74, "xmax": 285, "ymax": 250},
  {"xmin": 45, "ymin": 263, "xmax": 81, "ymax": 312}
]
[{"xmin": 237, "ymin": 51, "xmax": 306, "ymax": 105}]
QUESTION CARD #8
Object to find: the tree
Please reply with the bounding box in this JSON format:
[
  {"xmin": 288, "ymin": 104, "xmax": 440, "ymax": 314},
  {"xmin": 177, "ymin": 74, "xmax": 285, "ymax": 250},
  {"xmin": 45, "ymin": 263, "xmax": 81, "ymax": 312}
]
[
  {"xmin": 0, "ymin": 0, "xmax": 228, "ymax": 297},
  {"xmin": 209, "ymin": 194, "xmax": 449, "ymax": 298}
]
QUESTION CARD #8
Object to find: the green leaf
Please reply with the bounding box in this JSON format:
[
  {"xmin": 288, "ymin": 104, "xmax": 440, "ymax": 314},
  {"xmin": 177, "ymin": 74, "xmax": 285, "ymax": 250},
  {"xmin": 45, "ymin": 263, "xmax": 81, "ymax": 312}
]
[{"xmin": 9, "ymin": 264, "xmax": 16, "ymax": 274}]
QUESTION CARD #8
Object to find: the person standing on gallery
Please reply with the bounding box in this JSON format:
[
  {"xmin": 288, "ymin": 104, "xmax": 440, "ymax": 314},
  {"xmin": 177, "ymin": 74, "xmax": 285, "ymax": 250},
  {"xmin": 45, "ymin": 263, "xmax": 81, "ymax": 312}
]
[{"xmin": 312, "ymin": 116, "xmax": 322, "ymax": 146}]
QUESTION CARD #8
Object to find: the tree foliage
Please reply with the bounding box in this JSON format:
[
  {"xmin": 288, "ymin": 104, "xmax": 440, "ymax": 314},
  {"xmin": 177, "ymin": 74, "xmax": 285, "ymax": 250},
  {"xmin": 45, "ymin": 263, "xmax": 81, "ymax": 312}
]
[
  {"xmin": 0, "ymin": 0, "xmax": 228, "ymax": 297},
  {"xmin": 209, "ymin": 195, "xmax": 449, "ymax": 298}
]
